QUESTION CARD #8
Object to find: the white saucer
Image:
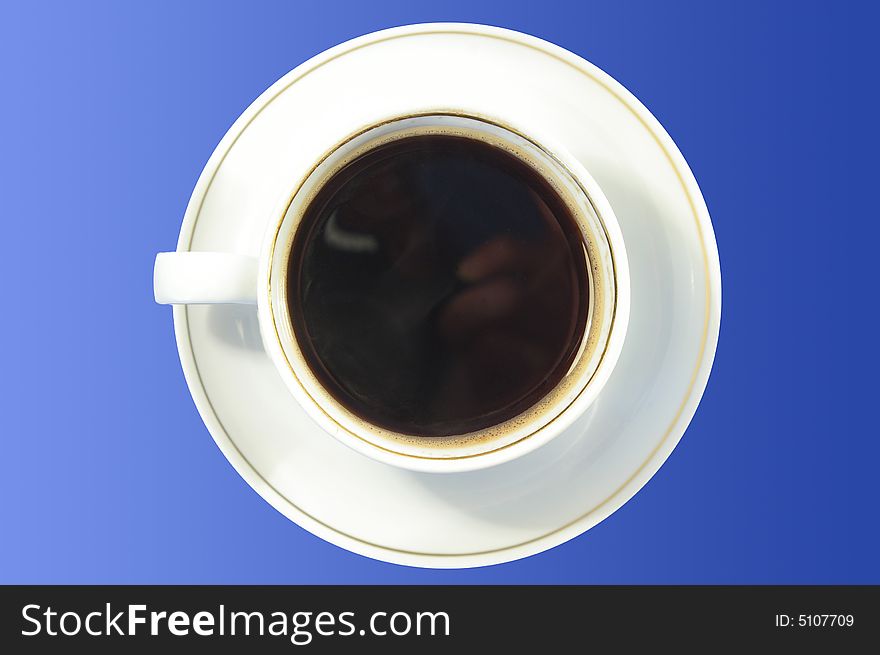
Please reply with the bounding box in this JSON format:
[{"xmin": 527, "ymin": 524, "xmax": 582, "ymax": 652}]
[{"xmin": 170, "ymin": 24, "xmax": 721, "ymax": 568}]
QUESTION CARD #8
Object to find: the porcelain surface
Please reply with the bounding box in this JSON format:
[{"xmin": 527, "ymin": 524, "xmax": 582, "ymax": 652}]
[{"xmin": 166, "ymin": 24, "xmax": 721, "ymax": 567}]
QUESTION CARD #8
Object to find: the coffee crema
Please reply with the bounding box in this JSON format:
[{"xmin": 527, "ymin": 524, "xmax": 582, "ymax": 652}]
[{"xmin": 286, "ymin": 134, "xmax": 590, "ymax": 437}]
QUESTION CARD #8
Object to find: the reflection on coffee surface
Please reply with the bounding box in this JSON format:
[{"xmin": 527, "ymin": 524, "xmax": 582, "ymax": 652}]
[{"xmin": 287, "ymin": 134, "xmax": 589, "ymax": 437}]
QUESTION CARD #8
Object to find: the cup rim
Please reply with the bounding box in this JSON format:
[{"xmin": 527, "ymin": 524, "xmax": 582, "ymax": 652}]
[{"xmin": 258, "ymin": 110, "xmax": 631, "ymax": 473}]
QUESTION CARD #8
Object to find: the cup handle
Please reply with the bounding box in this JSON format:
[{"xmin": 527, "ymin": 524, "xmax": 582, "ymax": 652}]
[{"xmin": 153, "ymin": 252, "xmax": 259, "ymax": 305}]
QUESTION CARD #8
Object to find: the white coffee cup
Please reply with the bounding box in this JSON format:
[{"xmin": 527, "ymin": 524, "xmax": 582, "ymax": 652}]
[{"xmin": 155, "ymin": 112, "xmax": 629, "ymax": 473}]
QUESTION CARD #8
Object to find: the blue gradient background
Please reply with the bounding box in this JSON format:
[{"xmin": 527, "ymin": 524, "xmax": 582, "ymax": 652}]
[{"xmin": 1, "ymin": 1, "xmax": 877, "ymax": 583}]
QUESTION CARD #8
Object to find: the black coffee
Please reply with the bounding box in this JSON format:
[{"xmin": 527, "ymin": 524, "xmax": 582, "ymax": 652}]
[{"xmin": 287, "ymin": 134, "xmax": 589, "ymax": 437}]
